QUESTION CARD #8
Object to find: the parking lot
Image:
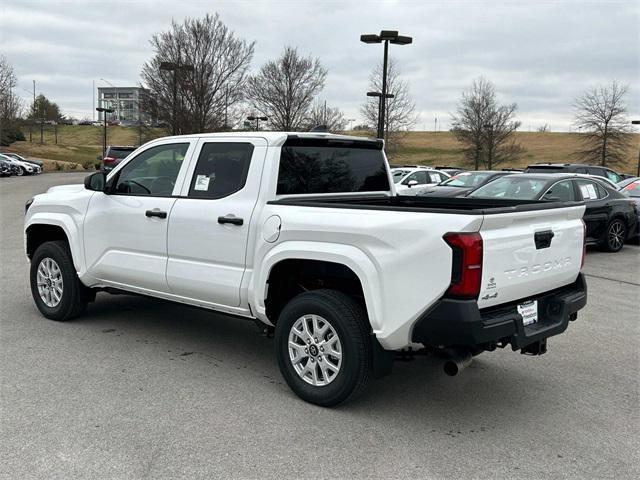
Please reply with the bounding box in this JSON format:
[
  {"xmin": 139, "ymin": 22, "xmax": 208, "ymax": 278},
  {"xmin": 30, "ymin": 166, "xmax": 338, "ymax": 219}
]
[{"xmin": 1, "ymin": 172, "xmax": 638, "ymax": 479}]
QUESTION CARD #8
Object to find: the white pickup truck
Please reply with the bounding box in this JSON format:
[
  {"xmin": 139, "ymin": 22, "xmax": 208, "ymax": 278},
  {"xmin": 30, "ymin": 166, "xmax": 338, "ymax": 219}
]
[{"xmin": 25, "ymin": 132, "xmax": 587, "ymax": 406}]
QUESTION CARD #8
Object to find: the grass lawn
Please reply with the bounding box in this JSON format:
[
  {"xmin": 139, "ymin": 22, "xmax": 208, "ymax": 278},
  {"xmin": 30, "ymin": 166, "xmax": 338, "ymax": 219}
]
[
  {"xmin": 4, "ymin": 125, "xmax": 164, "ymax": 171},
  {"xmin": 389, "ymin": 131, "xmax": 640, "ymax": 175},
  {"xmin": 4, "ymin": 125, "xmax": 639, "ymax": 175}
]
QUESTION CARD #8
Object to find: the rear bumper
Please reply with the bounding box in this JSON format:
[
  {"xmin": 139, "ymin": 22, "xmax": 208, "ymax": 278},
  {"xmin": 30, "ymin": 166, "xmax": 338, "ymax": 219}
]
[{"xmin": 411, "ymin": 273, "xmax": 587, "ymax": 351}]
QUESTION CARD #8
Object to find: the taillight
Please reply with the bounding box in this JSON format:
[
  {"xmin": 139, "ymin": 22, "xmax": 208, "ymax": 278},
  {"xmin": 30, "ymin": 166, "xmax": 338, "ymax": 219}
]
[
  {"xmin": 103, "ymin": 156, "xmax": 116, "ymax": 164},
  {"xmin": 443, "ymin": 232, "xmax": 483, "ymax": 299},
  {"xmin": 580, "ymin": 219, "xmax": 586, "ymax": 269}
]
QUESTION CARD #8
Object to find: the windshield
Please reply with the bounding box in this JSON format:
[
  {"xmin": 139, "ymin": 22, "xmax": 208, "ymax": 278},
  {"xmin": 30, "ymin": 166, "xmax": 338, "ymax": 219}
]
[
  {"xmin": 469, "ymin": 177, "xmax": 549, "ymax": 200},
  {"xmin": 392, "ymin": 169, "xmax": 410, "ymax": 183},
  {"xmin": 441, "ymin": 172, "xmax": 493, "ymax": 188},
  {"xmin": 277, "ymin": 140, "xmax": 390, "ymax": 195}
]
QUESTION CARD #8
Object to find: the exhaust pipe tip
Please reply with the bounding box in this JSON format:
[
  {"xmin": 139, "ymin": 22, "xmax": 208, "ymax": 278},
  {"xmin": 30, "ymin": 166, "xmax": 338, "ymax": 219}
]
[{"xmin": 442, "ymin": 349, "xmax": 473, "ymax": 376}]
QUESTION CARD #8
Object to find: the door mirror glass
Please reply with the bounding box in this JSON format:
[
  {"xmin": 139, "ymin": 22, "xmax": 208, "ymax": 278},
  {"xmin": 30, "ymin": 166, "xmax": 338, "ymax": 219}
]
[{"xmin": 84, "ymin": 171, "xmax": 106, "ymax": 192}]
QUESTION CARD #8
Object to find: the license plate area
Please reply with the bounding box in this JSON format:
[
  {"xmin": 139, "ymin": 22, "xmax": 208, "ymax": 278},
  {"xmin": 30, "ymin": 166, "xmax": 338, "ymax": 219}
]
[{"xmin": 517, "ymin": 300, "xmax": 538, "ymax": 326}]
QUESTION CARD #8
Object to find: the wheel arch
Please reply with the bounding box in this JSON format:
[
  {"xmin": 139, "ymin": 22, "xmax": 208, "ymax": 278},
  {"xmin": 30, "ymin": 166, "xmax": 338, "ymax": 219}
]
[
  {"xmin": 25, "ymin": 217, "xmax": 84, "ymax": 273},
  {"xmin": 253, "ymin": 241, "xmax": 383, "ymax": 333}
]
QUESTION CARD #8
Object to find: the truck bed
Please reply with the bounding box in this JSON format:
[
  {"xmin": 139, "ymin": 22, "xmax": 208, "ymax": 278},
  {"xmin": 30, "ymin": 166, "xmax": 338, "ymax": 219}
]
[{"xmin": 269, "ymin": 194, "xmax": 582, "ymax": 215}]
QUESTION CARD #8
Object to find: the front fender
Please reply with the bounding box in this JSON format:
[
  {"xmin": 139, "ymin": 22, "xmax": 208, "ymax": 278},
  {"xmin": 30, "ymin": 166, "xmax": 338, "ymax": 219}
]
[
  {"xmin": 25, "ymin": 213, "xmax": 85, "ymax": 274},
  {"xmin": 252, "ymin": 241, "xmax": 384, "ymax": 335}
]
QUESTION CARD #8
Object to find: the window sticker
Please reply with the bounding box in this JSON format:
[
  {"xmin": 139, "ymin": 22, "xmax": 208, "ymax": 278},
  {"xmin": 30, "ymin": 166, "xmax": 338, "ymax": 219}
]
[
  {"xmin": 194, "ymin": 175, "xmax": 210, "ymax": 191},
  {"xmin": 579, "ymin": 184, "xmax": 597, "ymax": 199}
]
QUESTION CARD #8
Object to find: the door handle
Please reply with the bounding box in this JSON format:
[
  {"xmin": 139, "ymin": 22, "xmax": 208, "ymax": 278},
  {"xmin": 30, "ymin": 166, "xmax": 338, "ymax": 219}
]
[
  {"xmin": 145, "ymin": 209, "xmax": 167, "ymax": 219},
  {"xmin": 218, "ymin": 215, "xmax": 244, "ymax": 226},
  {"xmin": 534, "ymin": 230, "xmax": 554, "ymax": 249}
]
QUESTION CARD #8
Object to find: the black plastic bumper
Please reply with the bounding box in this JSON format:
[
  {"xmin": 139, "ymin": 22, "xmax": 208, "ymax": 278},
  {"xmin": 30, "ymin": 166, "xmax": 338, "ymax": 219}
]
[{"xmin": 412, "ymin": 273, "xmax": 587, "ymax": 351}]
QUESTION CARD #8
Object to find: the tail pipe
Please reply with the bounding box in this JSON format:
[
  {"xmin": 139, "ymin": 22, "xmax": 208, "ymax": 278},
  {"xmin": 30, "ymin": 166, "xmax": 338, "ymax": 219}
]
[{"xmin": 442, "ymin": 348, "xmax": 473, "ymax": 376}]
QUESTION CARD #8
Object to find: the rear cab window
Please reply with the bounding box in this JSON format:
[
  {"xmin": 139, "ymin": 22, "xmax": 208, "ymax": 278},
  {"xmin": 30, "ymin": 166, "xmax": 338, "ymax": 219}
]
[{"xmin": 277, "ymin": 137, "xmax": 389, "ymax": 195}]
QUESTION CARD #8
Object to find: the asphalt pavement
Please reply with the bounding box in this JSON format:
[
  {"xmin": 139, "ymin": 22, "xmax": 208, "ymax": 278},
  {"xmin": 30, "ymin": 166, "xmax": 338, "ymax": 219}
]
[{"xmin": 1, "ymin": 173, "xmax": 639, "ymax": 480}]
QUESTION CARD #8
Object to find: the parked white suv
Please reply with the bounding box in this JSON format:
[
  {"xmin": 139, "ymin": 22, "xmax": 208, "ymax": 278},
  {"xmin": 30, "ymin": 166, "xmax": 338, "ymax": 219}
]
[
  {"xmin": 392, "ymin": 167, "xmax": 450, "ymax": 195},
  {"xmin": 25, "ymin": 132, "xmax": 587, "ymax": 405}
]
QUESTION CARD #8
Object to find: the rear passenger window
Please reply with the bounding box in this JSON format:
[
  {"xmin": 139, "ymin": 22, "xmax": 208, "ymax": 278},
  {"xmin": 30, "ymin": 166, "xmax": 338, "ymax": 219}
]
[
  {"xmin": 188, "ymin": 143, "xmax": 254, "ymax": 199},
  {"xmin": 576, "ymin": 180, "xmax": 601, "ymax": 200},
  {"xmin": 429, "ymin": 172, "xmax": 444, "ymax": 183}
]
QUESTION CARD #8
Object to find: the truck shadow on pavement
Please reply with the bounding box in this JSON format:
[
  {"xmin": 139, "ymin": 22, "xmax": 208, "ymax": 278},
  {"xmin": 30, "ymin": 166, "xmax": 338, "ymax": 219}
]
[{"xmin": 76, "ymin": 292, "xmax": 554, "ymax": 425}]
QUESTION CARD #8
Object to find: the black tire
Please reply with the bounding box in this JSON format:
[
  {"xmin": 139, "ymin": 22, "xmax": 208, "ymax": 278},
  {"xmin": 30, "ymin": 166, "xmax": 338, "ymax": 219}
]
[
  {"xmin": 30, "ymin": 241, "xmax": 89, "ymax": 321},
  {"xmin": 602, "ymin": 218, "xmax": 627, "ymax": 252},
  {"xmin": 275, "ymin": 289, "xmax": 372, "ymax": 407},
  {"xmin": 16, "ymin": 167, "xmax": 24, "ymax": 176}
]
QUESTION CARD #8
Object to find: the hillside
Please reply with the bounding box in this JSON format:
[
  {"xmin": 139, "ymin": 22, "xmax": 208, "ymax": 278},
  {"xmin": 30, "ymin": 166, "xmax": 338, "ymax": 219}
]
[
  {"xmin": 390, "ymin": 132, "xmax": 639, "ymax": 175},
  {"xmin": 4, "ymin": 125, "xmax": 639, "ymax": 175}
]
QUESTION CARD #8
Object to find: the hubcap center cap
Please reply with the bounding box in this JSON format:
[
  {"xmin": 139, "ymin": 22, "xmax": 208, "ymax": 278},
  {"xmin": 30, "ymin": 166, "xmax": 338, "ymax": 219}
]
[{"xmin": 309, "ymin": 344, "xmax": 319, "ymax": 356}]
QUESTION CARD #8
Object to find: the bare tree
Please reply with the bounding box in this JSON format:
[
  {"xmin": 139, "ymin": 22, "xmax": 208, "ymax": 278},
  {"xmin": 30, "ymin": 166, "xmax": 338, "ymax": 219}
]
[
  {"xmin": 0, "ymin": 56, "xmax": 23, "ymax": 146},
  {"xmin": 305, "ymin": 101, "xmax": 347, "ymax": 132},
  {"xmin": 140, "ymin": 13, "xmax": 254, "ymax": 135},
  {"xmin": 246, "ymin": 47, "xmax": 327, "ymax": 131},
  {"xmin": 537, "ymin": 124, "xmax": 550, "ymax": 133},
  {"xmin": 451, "ymin": 77, "xmax": 524, "ymax": 170},
  {"xmin": 360, "ymin": 60, "xmax": 417, "ymax": 151},
  {"xmin": 573, "ymin": 81, "xmax": 631, "ymax": 166}
]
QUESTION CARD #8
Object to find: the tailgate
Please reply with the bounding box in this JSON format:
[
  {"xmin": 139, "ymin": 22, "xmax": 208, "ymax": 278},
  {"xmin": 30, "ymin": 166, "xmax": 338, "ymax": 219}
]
[{"xmin": 477, "ymin": 205, "xmax": 585, "ymax": 309}]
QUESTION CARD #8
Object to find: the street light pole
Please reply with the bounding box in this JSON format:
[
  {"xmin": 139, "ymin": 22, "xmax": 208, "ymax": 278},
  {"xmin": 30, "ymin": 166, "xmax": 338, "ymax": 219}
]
[
  {"xmin": 632, "ymin": 120, "xmax": 640, "ymax": 176},
  {"xmin": 380, "ymin": 40, "xmax": 389, "ymax": 140},
  {"xmin": 96, "ymin": 107, "xmax": 115, "ymax": 158},
  {"xmin": 366, "ymin": 91, "xmax": 394, "ymax": 138},
  {"xmin": 360, "ymin": 30, "xmax": 412, "ymax": 141},
  {"xmin": 247, "ymin": 115, "xmax": 268, "ymax": 131},
  {"xmin": 159, "ymin": 62, "xmax": 195, "ymax": 136}
]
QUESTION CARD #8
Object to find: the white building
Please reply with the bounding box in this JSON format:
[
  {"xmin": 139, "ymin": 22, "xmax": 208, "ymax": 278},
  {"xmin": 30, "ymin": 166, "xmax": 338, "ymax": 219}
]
[{"xmin": 97, "ymin": 86, "xmax": 150, "ymax": 124}]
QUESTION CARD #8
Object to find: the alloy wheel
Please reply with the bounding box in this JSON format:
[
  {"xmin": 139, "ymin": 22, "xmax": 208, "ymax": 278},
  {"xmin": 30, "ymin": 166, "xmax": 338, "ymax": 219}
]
[
  {"xmin": 36, "ymin": 257, "xmax": 64, "ymax": 307},
  {"xmin": 288, "ymin": 314, "xmax": 343, "ymax": 386},
  {"xmin": 608, "ymin": 221, "xmax": 625, "ymax": 251}
]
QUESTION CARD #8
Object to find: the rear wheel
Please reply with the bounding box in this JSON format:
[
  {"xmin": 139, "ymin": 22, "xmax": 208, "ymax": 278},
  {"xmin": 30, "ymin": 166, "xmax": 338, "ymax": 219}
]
[
  {"xmin": 602, "ymin": 218, "xmax": 626, "ymax": 252},
  {"xmin": 30, "ymin": 241, "xmax": 89, "ymax": 321},
  {"xmin": 275, "ymin": 289, "xmax": 372, "ymax": 406}
]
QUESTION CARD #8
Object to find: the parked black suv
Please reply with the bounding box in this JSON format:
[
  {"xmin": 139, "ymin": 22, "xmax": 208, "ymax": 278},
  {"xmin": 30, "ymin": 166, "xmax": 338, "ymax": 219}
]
[
  {"xmin": 98, "ymin": 145, "xmax": 137, "ymax": 172},
  {"xmin": 523, "ymin": 163, "xmax": 628, "ymax": 184}
]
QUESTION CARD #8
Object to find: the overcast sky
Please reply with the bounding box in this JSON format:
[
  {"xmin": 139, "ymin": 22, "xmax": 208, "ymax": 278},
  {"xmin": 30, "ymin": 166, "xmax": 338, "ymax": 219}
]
[{"xmin": 1, "ymin": 0, "xmax": 638, "ymax": 131}]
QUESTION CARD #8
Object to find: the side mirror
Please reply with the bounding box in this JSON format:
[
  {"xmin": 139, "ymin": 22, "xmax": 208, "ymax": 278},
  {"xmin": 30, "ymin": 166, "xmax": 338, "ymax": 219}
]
[
  {"xmin": 84, "ymin": 171, "xmax": 106, "ymax": 192},
  {"xmin": 407, "ymin": 180, "xmax": 419, "ymax": 187}
]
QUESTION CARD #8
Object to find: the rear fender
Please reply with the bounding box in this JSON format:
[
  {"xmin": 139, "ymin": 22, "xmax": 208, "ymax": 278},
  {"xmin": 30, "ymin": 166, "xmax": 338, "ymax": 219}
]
[{"xmin": 253, "ymin": 241, "xmax": 383, "ymax": 333}]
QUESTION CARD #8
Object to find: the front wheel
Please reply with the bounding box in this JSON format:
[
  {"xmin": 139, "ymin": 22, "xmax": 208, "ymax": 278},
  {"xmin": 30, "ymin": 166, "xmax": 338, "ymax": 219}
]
[
  {"xmin": 30, "ymin": 241, "xmax": 89, "ymax": 321},
  {"xmin": 16, "ymin": 167, "xmax": 24, "ymax": 176},
  {"xmin": 602, "ymin": 219, "xmax": 627, "ymax": 252},
  {"xmin": 275, "ymin": 289, "xmax": 372, "ymax": 407}
]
